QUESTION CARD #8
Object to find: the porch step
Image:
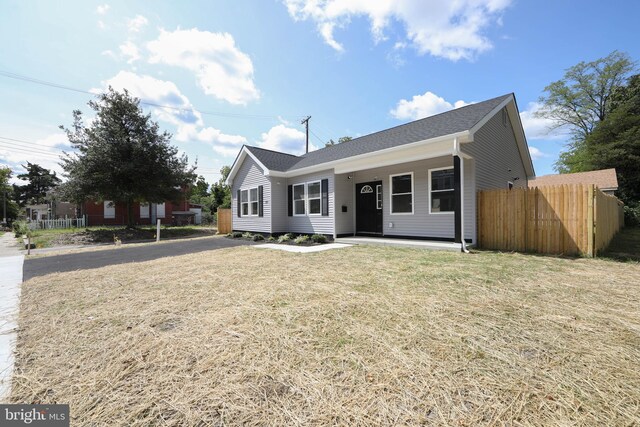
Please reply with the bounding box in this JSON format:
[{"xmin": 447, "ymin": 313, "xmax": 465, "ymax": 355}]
[{"xmin": 335, "ymin": 237, "xmax": 463, "ymax": 252}]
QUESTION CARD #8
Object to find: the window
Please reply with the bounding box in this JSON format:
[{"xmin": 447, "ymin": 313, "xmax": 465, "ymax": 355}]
[
  {"xmin": 241, "ymin": 190, "xmax": 249, "ymax": 216},
  {"xmin": 307, "ymin": 181, "xmax": 321, "ymax": 215},
  {"xmin": 430, "ymin": 168, "xmax": 455, "ymax": 213},
  {"xmin": 390, "ymin": 173, "xmax": 413, "ymax": 214},
  {"xmin": 376, "ymin": 185, "xmax": 382, "ymax": 210},
  {"xmin": 104, "ymin": 201, "xmax": 115, "ymax": 219},
  {"xmin": 249, "ymin": 188, "xmax": 258, "ymax": 216},
  {"xmin": 140, "ymin": 203, "xmax": 149, "ymax": 219},
  {"xmin": 293, "ymin": 183, "xmax": 305, "ymax": 215}
]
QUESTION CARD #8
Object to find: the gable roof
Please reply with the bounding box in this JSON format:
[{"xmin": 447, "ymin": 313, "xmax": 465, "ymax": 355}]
[
  {"xmin": 228, "ymin": 93, "xmax": 533, "ymax": 184},
  {"xmin": 528, "ymin": 168, "xmax": 618, "ymax": 191}
]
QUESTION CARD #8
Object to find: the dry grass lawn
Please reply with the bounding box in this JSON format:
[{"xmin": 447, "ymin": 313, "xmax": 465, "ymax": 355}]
[{"xmin": 10, "ymin": 245, "xmax": 640, "ymax": 426}]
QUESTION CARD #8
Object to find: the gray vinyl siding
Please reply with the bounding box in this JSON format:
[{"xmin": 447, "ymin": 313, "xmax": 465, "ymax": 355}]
[
  {"xmin": 462, "ymin": 108, "xmax": 528, "ymax": 190},
  {"xmin": 285, "ymin": 170, "xmax": 334, "ymax": 235},
  {"xmin": 270, "ymin": 176, "xmax": 289, "ymax": 233},
  {"xmin": 231, "ymin": 157, "xmax": 271, "ymax": 233},
  {"xmin": 334, "ymin": 173, "xmax": 354, "ymax": 235},
  {"xmin": 351, "ymin": 157, "xmax": 473, "ymax": 240}
]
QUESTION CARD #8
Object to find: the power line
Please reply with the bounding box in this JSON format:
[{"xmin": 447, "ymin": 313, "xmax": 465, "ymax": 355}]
[
  {"xmin": 0, "ymin": 69, "xmax": 305, "ymax": 121},
  {"xmin": 0, "ymin": 142, "xmax": 66, "ymax": 159}
]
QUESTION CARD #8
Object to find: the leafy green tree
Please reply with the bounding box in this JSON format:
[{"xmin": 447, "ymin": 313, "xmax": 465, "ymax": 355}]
[
  {"xmin": 1, "ymin": 167, "xmax": 19, "ymax": 223},
  {"xmin": 14, "ymin": 162, "xmax": 61, "ymax": 206},
  {"xmin": 210, "ymin": 165, "xmax": 231, "ymax": 211},
  {"xmin": 60, "ymin": 88, "xmax": 196, "ymax": 227},
  {"xmin": 325, "ymin": 135, "xmax": 352, "ymax": 147},
  {"xmin": 583, "ymin": 74, "xmax": 640, "ymax": 221},
  {"xmin": 192, "ymin": 175, "xmax": 210, "ymax": 199}
]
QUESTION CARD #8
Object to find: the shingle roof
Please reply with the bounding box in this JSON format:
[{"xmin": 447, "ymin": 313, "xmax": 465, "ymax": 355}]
[
  {"xmin": 528, "ymin": 168, "xmax": 618, "ymax": 190},
  {"xmin": 245, "ymin": 93, "xmax": 512, "ymax": 173}
]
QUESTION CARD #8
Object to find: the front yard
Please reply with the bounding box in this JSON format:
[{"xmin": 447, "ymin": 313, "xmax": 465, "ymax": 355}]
[
  {"xmin": 10, "ymin": 245, "xmax": 640, "ymax": 425},
  {"xmin": 24, "ymin": 225, "xmax": 217, "ymax": 248}
]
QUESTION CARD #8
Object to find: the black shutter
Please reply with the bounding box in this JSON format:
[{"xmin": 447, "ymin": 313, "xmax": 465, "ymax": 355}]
[
  {"xmin": 321, "ymin": 179, "xmax": 329, "ymax": 216},
  {"xmin": 287, "ymin": 185, "xmax": 293, "ymax": 217},
  {"xmin": 236, "ymin": 189, "xmax": 241, "ymax": 217},
  {"xmin": 258, "ymin": 185, "xmax": 264, "ymax": 217}
]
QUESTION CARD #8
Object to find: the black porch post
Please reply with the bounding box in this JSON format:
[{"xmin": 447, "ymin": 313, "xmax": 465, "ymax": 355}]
[{"xmin": 453, "ymin": 155, "xmax": 462, "ymax": 243}]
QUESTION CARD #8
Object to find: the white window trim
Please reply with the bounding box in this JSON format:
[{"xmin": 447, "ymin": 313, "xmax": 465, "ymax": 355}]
[
  {"xmin": 307, "ymin": 180, "xmax": 322, "ymax": 216},
  {"xmin": 292, "ymin": 183, "xmax": 306, "ymax": 216},
  {"xmin": 389, "ymin": 172, "xmax": 414, "ymax": 215},
  {"xmin": 240, "ymin": 189, "xmax": 249, "ymax": 217},
  {"xmin": 428, "ymin": 166, "xmax": 455, "ymax": 215},
  {"xmin": 249, "ymin": 187, "xmax": 259, "ymax": 216}
]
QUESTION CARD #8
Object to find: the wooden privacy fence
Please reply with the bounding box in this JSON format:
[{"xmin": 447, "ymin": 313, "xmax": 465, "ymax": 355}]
[
  {"xmin": 217, "ymin": 208, "xmax": 232, "ymax": 234},
  {"xmin": 477, "ymin": 184, "xmax": 624, "ymax": 256}
]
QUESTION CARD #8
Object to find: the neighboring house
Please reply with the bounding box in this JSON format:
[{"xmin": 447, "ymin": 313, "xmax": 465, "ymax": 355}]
[
  {"xmin": 82, "ymin": 198, "xmax": 201, "ymax": 226},
  {"xmin": 25, "ymin": 201, "xmax": 77, "ymax": 221},
  {"xmin": 227, "ymin": 93, "xmax": 534, "ymax": 246},
  {"xmin": 528, "ymin": 168, "xmax": 618, "ymax": 195}
]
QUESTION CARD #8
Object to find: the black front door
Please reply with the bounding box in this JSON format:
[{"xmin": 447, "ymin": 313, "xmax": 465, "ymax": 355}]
[{"xmin": 356, "ymin": 181, "xmax": 383, "ymax": 234}]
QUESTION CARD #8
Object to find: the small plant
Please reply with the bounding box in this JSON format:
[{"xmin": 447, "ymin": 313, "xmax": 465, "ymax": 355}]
[
  {"xmin": 252, "ymin": 234, "xmax": 264, "ymax": 241},
  {"xmin": 231, "ymin": 231, "xmax": 243, "ymax": 238},
  {"xmin": 242, "ymin": 231, "xmax": 253, "ymax": 239},
  {"xmin": 311, "ymin": 234, "xmax": 327, "ymax": 244},
  {"xmin": 13, "ymin": 220, "xmax": 30, "ymax": 238},
  {"xmin": 267, "ymin": 236, "xmax": 277, "ymax": 242},
  {"xmin": 277, "ymin": 233, "xmax": 292, "ymax": 243},
  {"xmin": 294, "ymin": 234, "xmax": 310, "ymax": 244}
]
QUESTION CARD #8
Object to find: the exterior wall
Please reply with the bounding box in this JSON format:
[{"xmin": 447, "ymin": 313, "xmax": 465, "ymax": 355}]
[
  {"xmin": 231, "ymin": 156, "xmax": 271, "ymax": 233},
  {"xmin": 462, "ymin": 108, "xmax": 529, "ymax": 190},
  {"xmin": 350, "ymin": 156, "xmax": 474, "ymax": 241},
  {"xmin": 334, "ymin": 173, "xmax": 354, "ymax": 236},
  {"xmin": 284, "ymin": 170, "xmax": 334, "ymax": 235}
]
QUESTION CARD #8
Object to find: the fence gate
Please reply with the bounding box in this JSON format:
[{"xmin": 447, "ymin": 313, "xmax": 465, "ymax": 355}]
[{"xmin": 217, "ymin": 208, "xmax": 232, "ymax": 234}]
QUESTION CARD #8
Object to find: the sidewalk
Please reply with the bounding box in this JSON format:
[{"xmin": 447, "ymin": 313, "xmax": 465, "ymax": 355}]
[{"xmin": 0, "ymin": 232, "xmax": 24, "ymax": 402}]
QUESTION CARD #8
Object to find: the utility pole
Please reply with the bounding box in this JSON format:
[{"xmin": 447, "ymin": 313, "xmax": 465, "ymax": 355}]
[{"xmin": 301, "ymin": 116, "xmax": 311, "ymax": 154}]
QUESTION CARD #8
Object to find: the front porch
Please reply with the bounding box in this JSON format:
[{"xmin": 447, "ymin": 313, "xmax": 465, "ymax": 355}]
[{"xmin": 335, "ymin": 236, "xmax": 466, "ymax": 252}]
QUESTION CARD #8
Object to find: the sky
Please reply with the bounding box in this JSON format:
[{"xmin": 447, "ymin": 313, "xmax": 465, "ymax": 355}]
[{"xmin": 1, "ymin": 0, "xmax": 639, "ymax": 186}]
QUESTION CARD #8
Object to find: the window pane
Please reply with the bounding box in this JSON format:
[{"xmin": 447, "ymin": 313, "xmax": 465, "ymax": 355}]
[
  {"xmin": 392, "ymin": 194, "xmax": 412, "ymax": 213},
  {"xmin": 308, "ymin": 182, "xmax": 320, "ymax": 199},
  {"xmin": 431, "ymin": 190, "xmax": 455, "ymax": 212},
  {"xmin": 241, "ymin": 190, "xmax": 248, "ymax": 203},
  {"xmin": 392, "ymin": 174, "xmax": 412, "ymax": 194},
  {"xmin": 294, "ymin": 199, "xmax": 305, "ymax": 215},
  {"xmin": 376, "ymin": 185, "xmax": 382, "ymax": 210},
  {"xmin": 432, "ymin": 169, "xmax": 454, "ymax": 191},
  {"xmin": 251, "ymin": 202, "xmax": 258, "ymax": 214},
  {"xmin": 293, "ymin": 184, "xmax": 305, "ymax": 200},
  {"xmin": 250, "ymin": 188, "xmax": 258, "ymax": 202},
  {"xmin": 309, "ymin": 199, "xmax": 321, "ymax": 214},
  {"xmin": 242, "ymin": 204, "xmax": 249, "ymax": 216}
]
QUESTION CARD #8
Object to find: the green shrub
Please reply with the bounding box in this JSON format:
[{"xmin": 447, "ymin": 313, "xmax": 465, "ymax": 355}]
[
  {"xmin": 624, "ymin": 204, "xmax": 640, "ymax": 226},
  {"xmin": 277, "ymin": 233, "xmax": 293, "ymax": 243},
  {"xmin": 201, "ymin": 212, "xmax": 214, "ymax": 225},
  {"xmin": 242, "ymin": 231, "xmax": 253, "ymax": 239},
  {"xmin": 231, "ymin": 231, "xmax": 243, "ymax": 238},
  {"xmin": 252, "ymin": 234, "xmax": 265, "ymax": 241},
  {"xmin": 13, "ymin": 220, "xmax": 30, "ymax": 238},
  {"xmin": 311, "ymin": 234, "xmax": 327, "ymax": 243},
  {"xmin": 294, "ymin": 234, "xmax": 310, "ymax": 244},
  {"xmin": 267, "ymin": 236, "xmax": 277, "ymax": 242}
]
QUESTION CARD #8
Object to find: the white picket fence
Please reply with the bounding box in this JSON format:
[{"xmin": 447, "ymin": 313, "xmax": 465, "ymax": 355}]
[{"xmin": 27, "ymin": 216, "xmax": 87, "ymax": 230}]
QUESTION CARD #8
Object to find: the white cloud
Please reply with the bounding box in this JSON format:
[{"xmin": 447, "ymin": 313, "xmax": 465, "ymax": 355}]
[
  {"xmin": 147, "ymin": 28, "xmax": 259, "ymax": 105},
  {"xmin": 528, "ymin": 146, "xmax": 547, "ymax": 160},
  {"xmin": 97, "ymin": 20, "xmax": 106, "ymax": 30},
  {"xmin": 519, "ymin": 102, "xmax": 568, "ymax": 141},
  {"xmin": 127, "ymin": 15, "xmax": 148, "ymax": 33},
  {"xmin": 391, "ymin": 91, "xmax": 469, "ymax": 120},
  {"xmin": 96, "ymin": 4, "xmax": 110, "ymax": 15},
  {"xmin": 101, "ymin": 49, "xmax": 117, "ymax": 60},
  {"xmin": 119, "ymin": 41, "xmax": 140, "ymax": 64},
  {"xmin": 94, "ymin": 71, "xmax": 203, "ymax": 127},
  {"xmin": 283, "ymin": 0, "xmax": 511, "ymax": 60},
  {"xmin": 176, "ymin": 124, "xmax": 247, "ymax": 157},
  {"xmin": 257, "ymin": 125, "xmax": 317, "ymax": 155},
  {"xmin": 0, "ymin": 133, "xmax": 71, "ymax": 181}
]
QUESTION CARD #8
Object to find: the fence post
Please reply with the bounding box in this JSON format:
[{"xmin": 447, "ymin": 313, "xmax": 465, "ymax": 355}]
[
  {"xmin": 587, "ymin": 185, "xmax": 595, "ymax": 257},
  {"xmin": 156, "ymin": 219, "xmax": 161, "ymax": 242}
]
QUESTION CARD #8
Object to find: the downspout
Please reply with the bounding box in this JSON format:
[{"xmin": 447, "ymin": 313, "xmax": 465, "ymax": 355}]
[{"xmin": 453, "ymin": 137, "xmax": 470, "ymax": 253}]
